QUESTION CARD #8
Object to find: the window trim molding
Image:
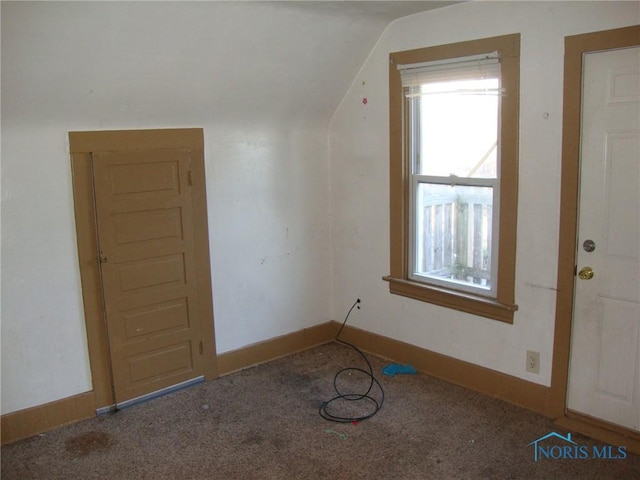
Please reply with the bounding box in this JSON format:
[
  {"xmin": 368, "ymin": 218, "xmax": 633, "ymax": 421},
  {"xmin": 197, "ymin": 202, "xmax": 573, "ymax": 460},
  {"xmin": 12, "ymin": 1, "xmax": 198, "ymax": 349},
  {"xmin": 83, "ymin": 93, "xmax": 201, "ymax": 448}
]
[{"xmin": 384, "ymin": 34, "xmax": 520, "ymax": 323}]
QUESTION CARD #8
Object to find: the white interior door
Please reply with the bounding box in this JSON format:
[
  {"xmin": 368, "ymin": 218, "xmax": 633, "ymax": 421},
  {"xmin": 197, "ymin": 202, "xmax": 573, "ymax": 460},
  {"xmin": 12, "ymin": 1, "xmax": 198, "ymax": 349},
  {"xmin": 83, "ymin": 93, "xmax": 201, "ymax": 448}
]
[{"xmin": 567, "ymin": 46, "xmax": 640, "ymax": 432}]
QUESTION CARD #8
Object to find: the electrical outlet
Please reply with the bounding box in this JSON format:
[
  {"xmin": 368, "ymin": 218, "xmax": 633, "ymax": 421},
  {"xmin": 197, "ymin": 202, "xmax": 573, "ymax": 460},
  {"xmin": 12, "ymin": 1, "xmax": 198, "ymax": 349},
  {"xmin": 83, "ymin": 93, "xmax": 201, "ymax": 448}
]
[{"xmin": 526, "ymin": 350, "xmax": 540, "ymax": 374}]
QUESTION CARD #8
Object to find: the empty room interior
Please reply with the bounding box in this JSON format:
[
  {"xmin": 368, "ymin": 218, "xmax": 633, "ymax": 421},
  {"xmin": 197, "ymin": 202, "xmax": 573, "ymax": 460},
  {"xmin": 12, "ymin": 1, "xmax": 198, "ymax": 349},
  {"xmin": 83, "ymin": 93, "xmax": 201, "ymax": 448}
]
[{"xmin": 1, "ymin": 0, "xmax": 639, "ymax": 477}]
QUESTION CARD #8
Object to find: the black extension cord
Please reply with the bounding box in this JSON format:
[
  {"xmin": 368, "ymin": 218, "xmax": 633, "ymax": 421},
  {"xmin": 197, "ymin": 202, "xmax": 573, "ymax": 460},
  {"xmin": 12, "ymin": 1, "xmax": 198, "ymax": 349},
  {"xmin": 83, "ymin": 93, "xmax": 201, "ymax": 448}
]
[{"xmin": 319, "ymin": 299, "xmax": 385, "ymax": 423}]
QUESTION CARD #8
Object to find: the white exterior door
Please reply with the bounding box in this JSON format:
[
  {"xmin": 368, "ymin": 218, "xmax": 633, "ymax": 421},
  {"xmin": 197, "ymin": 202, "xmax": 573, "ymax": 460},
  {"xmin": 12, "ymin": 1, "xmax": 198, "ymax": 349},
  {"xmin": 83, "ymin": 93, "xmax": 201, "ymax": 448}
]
[{"xmin": 567, "ymin": 46, "xmax": 640, "ymax": 432}]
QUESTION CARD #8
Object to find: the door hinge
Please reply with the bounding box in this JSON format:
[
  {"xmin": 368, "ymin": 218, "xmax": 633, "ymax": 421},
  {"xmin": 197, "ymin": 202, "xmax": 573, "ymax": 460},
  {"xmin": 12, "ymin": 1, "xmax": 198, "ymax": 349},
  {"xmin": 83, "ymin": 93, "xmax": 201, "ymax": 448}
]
[
  {"xmin": 199, "ymin": 340, "xmax": 204, "ymax": 355},
  {"xmin": 98, "ymin": 252, "xmax": 108, "ymax": 264},
  {"xmin": 188, "ymin": 170, "xmax": 193, "ymax": 186}
]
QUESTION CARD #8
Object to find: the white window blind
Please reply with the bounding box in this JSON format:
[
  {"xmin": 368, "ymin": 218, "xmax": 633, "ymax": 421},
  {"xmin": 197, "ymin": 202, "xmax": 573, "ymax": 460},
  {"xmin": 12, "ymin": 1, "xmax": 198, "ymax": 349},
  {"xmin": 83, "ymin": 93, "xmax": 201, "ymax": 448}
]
[{"xmin": 397, "ymin": 52, "xmax": 501, "ymax": 89}]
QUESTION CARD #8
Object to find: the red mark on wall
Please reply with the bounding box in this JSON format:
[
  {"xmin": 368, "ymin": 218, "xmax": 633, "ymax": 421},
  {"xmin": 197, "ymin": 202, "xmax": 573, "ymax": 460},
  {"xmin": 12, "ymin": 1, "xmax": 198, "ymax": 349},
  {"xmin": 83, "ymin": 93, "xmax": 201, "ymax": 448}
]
[{"xmin": 362, "ymin": 98, "xmax": 368, "ymax": 105}]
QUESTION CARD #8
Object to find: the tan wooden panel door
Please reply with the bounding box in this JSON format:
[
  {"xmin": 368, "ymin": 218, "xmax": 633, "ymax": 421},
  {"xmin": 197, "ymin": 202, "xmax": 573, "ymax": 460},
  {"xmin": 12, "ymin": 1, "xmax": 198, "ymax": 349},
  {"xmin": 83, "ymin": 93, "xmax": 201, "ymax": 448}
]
[
  {"xmin": 92, "ymin": 148, "xmax": 204, "ymax": 405},
  {"xmin": 567, "ymin": 46, "xmax": 640, "ymax": 432}
]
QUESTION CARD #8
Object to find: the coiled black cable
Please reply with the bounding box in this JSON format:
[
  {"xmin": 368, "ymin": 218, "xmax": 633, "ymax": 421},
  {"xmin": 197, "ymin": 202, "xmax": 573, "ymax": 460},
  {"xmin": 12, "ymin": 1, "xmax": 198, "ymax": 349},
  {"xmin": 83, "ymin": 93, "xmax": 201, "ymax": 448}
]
[{"xmin": 319, "ymin": 299, "xmax": 385, "ymax": 423}]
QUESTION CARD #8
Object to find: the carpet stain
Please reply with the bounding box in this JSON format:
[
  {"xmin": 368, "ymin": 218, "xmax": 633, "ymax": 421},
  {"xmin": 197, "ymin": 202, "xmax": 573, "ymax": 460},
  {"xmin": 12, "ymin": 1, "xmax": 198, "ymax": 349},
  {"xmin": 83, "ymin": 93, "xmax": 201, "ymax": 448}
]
[
  {"xmin": 279, "ymin": 372, "xmax": 313, "ymax": 388},
  {"xmin": 65, "ymin": 431, "xmax": 113, "ymax": 456},
  {"xmin": 270, "ymin": 436, "xmax": 287, "ymax": 450},
  {"xmin": 241, "ymin": 434, "xmax": 264, "ymax": 446}
]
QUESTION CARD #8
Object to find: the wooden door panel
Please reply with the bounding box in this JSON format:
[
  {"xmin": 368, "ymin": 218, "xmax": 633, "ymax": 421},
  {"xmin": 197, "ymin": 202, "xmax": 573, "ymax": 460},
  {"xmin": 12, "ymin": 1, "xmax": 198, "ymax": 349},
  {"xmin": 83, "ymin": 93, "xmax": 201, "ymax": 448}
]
[
  {"xmin": 122, "ymin": 298, "xmax": 189, "ymax": 340},
  {"xmin": 127, "ymin": 342, "xmax": 194, "ymax": 384},
  {"xmin": 116, "ymin": 323, "xmax": 194, "ymax": 352},
  {"xmin": 106, "ymin": 159, "xmax": 181, "ymax": 196},
  {"xmin": 93, "ymin": 148, "xmax": 203, "ymax": 404},
  {"xmin": 114, "ymin": 208, "xmax": 184, "ymax": 245},
  {"xmin": 116, "ymin": 254, "xmax": 186, "ymax": 292}
]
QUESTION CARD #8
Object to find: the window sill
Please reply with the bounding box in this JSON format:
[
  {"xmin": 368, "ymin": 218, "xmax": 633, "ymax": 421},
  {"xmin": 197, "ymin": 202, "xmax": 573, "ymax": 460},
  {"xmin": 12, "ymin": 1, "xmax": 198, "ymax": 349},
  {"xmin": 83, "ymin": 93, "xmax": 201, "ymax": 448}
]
[{"xmin": 382, "ymin": 275, "xmax": 517, "ymax": 324}]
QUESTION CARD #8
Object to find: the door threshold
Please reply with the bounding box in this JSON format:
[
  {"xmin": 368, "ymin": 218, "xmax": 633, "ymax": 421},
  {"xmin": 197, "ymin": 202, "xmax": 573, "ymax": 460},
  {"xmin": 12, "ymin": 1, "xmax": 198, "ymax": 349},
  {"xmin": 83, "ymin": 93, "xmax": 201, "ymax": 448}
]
[
  {"xmin": 555, "ymin": 411, "xmax": 640, "ymax": 455},
  {"xmin": 96, "ymin": 376, "xmax": 205, "ymax": 415}
]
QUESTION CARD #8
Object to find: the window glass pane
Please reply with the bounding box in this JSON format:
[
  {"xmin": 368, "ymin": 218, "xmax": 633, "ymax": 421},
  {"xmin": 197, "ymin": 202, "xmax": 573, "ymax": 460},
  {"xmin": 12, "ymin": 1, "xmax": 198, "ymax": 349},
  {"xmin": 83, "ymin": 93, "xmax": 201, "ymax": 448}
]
[
  {"xmin": 414, "ymin": 183, "xmax": 493, "ymax": 291},
  {"xmin": 415, "ymin": 78, "xmax": 499, "ymax": 178}
]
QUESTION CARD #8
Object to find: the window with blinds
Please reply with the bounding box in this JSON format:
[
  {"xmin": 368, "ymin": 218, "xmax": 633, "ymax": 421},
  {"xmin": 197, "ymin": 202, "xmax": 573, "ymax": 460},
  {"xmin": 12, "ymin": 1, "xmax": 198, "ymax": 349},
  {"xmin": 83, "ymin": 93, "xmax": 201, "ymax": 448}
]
[
  {"xmin": 385, "ymin": 34, "xmax": 520, "ymax": 323},
  {"xmin": 399, "ymin": 52, "xmax": 501, "ymax": 295}
]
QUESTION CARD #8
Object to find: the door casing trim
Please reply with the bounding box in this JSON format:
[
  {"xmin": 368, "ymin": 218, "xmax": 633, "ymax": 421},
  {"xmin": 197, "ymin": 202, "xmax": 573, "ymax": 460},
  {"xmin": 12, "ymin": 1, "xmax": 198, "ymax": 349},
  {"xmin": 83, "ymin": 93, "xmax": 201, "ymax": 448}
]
[
  {"xmin": 69, "ymin": 128, "xmax": 218, "ymax": 410},
  {"xmin": 551, "ymin": 25, "xmax": 640, "ymax": 429}
]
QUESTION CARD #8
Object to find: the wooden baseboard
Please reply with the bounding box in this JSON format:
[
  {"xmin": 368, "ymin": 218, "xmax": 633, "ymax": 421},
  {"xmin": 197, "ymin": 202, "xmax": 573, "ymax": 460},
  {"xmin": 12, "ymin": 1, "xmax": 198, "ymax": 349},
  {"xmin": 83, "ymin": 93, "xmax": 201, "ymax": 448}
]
[
  {"xmin": 8, "ymin": 320, "xmax": 637, "ymax": 453},
  {"xmin": 555, "ymin": 413, "xmax": 640, "ymax": 455},
  {"xmin": 216, "ymin": 321, "xmax": 338, "ymax": 375},
  {"xmin": 1, "ymin": 391, "xmax": 96, "ymax": 446},
  {"xmin": 337, "ymin": 323, "xmax": 553, "ymax": 417},
  {"xmin": 0, "ymin": 322, "xmax": 336, "ymax": 445},
  {"xmin": 337, "ymin": 324, "xmax": 640, "ymax": 452}
]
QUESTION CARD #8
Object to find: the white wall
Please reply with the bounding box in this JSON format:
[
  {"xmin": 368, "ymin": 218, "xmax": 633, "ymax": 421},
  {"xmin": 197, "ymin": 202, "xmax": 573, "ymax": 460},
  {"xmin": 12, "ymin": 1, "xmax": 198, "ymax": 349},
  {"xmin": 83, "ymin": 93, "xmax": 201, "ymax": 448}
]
[
  {"xmin": 0, "ymin": 1, "xmax": 393, "ymax": 415},
  {"xmin": 329, "ymin": 1, "xmax": 640, "ymax": 386},
  {"xmin": 3, "ymin": 0, "xmax": 637, "ymax": 417}
]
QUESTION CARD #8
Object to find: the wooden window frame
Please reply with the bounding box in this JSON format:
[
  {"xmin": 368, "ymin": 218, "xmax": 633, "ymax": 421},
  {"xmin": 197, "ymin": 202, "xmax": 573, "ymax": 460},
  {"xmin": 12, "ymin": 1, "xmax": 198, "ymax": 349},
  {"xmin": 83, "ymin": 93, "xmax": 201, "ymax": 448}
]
[{"xmin": 384, "ymin": 34, "xmax": 520, "ymax": 323}]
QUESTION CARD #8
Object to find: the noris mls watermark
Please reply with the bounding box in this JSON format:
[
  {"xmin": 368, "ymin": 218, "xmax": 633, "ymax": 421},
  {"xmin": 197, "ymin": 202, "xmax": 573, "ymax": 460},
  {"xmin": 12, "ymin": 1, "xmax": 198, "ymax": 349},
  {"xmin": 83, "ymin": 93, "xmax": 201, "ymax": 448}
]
[{"xmin": 527, "ymin": 431, "xmax": 627, "ymax": 462}]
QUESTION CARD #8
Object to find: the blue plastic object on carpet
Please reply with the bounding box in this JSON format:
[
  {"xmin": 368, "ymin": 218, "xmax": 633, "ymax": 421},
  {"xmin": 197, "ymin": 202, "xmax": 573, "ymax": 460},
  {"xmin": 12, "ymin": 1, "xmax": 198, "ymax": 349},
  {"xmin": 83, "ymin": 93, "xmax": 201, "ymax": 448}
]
[{"xmin": 382, "ymin": 363, "xmax": 417, "ymax": 376}]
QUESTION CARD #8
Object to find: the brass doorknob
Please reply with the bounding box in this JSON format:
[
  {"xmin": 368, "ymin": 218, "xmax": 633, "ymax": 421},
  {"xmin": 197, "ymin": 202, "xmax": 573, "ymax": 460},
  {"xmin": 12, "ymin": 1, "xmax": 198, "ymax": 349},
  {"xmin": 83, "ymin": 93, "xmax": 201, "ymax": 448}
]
[{"xmin": 578, "ymin": 266, "xmax": 594, "ymax": 280}]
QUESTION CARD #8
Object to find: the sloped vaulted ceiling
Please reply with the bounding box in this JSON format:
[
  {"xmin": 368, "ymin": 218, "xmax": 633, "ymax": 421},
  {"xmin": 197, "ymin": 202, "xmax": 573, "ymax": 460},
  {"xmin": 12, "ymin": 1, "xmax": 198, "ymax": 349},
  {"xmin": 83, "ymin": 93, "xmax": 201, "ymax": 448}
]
[
  {"xmin": 0, "ymin": 0, "xmax": 461, "ymax": 414},
  {"xmin": 2, "ymin": 1, "xmax": 457, "ymax": 127}
]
